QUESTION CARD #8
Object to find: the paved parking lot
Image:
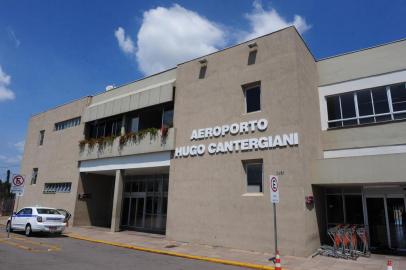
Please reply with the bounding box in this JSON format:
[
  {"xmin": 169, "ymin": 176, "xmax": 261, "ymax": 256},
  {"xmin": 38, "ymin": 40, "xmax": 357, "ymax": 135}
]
[{"xmin": 0, "ymin": 231, "xmax": 250, "ymax": 270}]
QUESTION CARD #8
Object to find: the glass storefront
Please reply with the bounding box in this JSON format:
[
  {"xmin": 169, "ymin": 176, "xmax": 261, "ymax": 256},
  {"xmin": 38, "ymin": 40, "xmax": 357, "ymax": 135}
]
[
  {"xmin": 121, "ymin": 174, "xmax": 168, "ymax": 234},
  {"xmin": 321, "ymin": 186, "xmax": 406, "ymax": 253}
]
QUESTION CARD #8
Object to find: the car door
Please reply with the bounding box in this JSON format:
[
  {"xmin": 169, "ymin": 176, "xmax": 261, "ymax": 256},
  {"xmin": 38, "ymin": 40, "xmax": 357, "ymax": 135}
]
[
  {"xmin": 22, "ymin": 208, "xmax": 33, "ymax": 228},
  {"xmin": 12, "ymin": 208, "xmax": 26, "ymax": 230}
]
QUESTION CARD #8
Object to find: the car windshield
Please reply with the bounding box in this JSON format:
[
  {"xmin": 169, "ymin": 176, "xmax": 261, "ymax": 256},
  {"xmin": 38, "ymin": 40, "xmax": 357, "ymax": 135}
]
[{"xmin": 37, "ymin": 208, "xmax": 60, "ymax": 215}]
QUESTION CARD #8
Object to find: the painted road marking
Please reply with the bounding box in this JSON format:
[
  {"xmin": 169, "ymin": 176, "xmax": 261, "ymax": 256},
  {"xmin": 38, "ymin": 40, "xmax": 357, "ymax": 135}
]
[{"xmin": 0, "ymin": 232, "xmax": 61, "ymax": 253}]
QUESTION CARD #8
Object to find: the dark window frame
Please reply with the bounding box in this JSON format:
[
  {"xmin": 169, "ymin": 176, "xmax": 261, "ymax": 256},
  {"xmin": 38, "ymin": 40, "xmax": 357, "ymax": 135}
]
[
  {"xmin": 38, "ymin": 130, "xmax": 45, "ymax": 145},
  {"xmin": 243, "ymin": 82, "xmax": 261, "ymax": 113},
  {"xmin": 31, "ymin": 168, "xmax": 38, "ymax": 185},
  {"xmin": 326, "ymin": 82, "xmax": 406, "ymax": 129},
  {"xmin": 55, "ymin": 117, "xmax": 81, "ymax": 131},
  {"xmin": 198, "ymin": 65, "xmax": 207, "ymax": 79},
  {"xmin": 243, "ymin": 159, "xmax": 263, "ymax": 193},
  {"xmin": 247, "ymin": 49, "xmax": 257, "ymax": 65}
]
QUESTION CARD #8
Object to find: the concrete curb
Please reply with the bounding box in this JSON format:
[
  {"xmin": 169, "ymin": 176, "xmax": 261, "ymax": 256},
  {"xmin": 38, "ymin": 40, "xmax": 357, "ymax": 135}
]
[{"xmin": 67, "ymin": 233, "xmax": 276, "ymax": 270}]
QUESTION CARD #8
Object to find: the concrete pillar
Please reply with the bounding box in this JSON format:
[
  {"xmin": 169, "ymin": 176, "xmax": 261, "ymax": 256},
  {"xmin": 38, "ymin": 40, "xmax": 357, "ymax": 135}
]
[{"xmin": 111, "ymin": 169, "xmax": 124, "ymax": 232}]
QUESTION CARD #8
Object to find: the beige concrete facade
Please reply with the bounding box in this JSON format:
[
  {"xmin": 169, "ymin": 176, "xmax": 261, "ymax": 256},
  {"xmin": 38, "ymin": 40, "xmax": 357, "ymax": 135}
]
[
  {"xmin": 167, "ymin": 27, "xmax": 322, "ymax": 256},
  {"xmin": 19, "ymin": 97, "xmax": 91, "ymax": 223},
  {"xmin": 18, "ymin": 26, "xmax": 406, "ymax": 257}
]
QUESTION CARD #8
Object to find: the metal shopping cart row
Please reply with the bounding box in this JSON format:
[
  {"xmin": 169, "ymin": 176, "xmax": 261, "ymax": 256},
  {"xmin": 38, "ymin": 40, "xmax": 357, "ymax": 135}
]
[{"xmin": 315, "ymin": 224, "xmax": 371, "ymax": 260}]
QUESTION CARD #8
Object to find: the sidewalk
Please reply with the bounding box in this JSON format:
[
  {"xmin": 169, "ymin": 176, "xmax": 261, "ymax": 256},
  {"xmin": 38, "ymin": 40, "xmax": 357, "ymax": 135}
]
[
  {"xmin": 0, "ymin": 215, "xmax": 404, "ymax": 270},
  {"xmin": 64, "ymin": 226, "xmax": 406, "ymax": 270}
]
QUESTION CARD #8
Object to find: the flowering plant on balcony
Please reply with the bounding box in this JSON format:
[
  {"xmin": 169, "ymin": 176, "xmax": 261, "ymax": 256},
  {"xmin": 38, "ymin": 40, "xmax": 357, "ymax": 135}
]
[{"xmin": 118, "ymin": 128, "xmax": 159, "ymax": 148}]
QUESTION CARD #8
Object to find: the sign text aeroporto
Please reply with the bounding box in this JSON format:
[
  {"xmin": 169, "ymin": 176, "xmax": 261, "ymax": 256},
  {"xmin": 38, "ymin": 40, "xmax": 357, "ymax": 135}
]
[{"xmin": 175, "ymin": 119, "xmax": 299, "ymax": 158}]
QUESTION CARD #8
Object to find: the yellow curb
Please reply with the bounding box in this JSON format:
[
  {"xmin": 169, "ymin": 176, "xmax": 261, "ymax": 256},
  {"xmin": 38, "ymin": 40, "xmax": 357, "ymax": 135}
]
[{"xmin": 67, "ymin": 233, "xmax": 276, "ymax": 270}]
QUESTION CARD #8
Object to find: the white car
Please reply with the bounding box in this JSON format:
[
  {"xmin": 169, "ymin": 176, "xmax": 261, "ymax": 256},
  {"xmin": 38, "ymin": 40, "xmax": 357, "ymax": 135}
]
[{"xmin": 6, "ymin": 206, "xmax": 66, "ymax": 236}]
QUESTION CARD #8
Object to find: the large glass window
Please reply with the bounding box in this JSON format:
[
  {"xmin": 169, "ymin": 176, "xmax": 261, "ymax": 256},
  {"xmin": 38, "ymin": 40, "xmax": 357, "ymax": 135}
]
[
  {"xmin": 357, "ymin": 90, "xmax": 374, "ymax": 124},
  {"xmin": 326, "ymin": 195, "xmax": 344, "ymax": 224},
  {"xmin": 390, "ymin": 83, "xmax": 406, "ymax": 119},
  {"xmin": 326, "ymin": 82, "xmax": 406, "ymax": 128},
  {"xmin": 344, "ymin": 195, "xmax": 364, "ymax": 224},
  {"xmin": 372, "ymin": 87, "xmax": 391, "ymax": 122},
  {"xmin": 89, "ymin": 117, "xmax": 122, "ymax": 138},
  {"xmin": 244, "ymin": 160, "xmax": 263, "ymax": 193},
  {"xmin": 43, "ymin": 182, "xmax": 72, "ymax": 194},
  {"xmin": 55, "ymin": 117, "xmax": 81, "ymax": 131}
]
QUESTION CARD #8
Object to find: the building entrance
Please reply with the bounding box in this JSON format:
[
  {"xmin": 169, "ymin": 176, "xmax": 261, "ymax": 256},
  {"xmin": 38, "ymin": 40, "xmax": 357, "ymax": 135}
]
[
  {"xmin": 320, "ymin": 185, "xmax": 406, "ymax": 254},
  {"xmin": 121, "ymin": 174, "xmax": 168, "ymax": 234},
  {"xmin": 365, "ymin": 195, "xmax": 406, "ymax": 252}
]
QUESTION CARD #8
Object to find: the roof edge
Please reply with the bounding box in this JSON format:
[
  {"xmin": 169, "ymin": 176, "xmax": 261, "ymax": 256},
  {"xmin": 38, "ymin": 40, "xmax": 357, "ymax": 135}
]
[
  {"xmin": 317, "ymin": 37, "xmax": 406, "ymax": 62},
  {"xmin": 177, "ymin": 25, "xmax": 315, "ymax": 65},
  {"xmin": 31, "ymin": 95, "xmax": 92, "ymax": 118}
]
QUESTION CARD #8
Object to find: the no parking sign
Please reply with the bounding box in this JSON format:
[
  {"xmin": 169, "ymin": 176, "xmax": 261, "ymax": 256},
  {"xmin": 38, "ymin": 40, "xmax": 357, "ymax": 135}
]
[
  {"xmin": 11, "ymin": 174, "xmax": 25, "ymax": 196},
  {"xmin": 270, "ymin": 175, "xmax": 279, "ymax": 203}
]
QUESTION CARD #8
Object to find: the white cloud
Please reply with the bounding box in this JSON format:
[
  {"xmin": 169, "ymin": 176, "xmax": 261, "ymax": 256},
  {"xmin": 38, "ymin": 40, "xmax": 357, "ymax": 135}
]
[
  {"xmin": 14, "ymin": 141, "xmax": 25, "ymax": 152},
  {"xmin": 0, "ymin": 66, "xmax": 15, "ymax": 101},
  {"xmin": 241, "ymin": 0, "xmax": 311, "ymax": 41},
  {"xmin": 114, "ymin": 27, "xmax": 136, "ymax": 55},
  {"xmin": 115, "ymin": 2, "xmax": 311, "ymax": 75},
  {"xmin": 0, "ymin": 154, "xmax": 21, "ymax": 165},
  {"xmin": 116, "ymin": 4, "xmax": 226, "ymax": 75}
]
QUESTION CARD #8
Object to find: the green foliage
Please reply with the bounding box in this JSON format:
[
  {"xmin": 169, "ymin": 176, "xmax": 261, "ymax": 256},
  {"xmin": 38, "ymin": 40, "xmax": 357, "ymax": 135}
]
[
  {"xmin": 79, "ymin": 128, "xmax": 161, "ymax": 151},
  {"xmin": 119, "ymin": 128, "xmax": 159, "ymax": 148}
]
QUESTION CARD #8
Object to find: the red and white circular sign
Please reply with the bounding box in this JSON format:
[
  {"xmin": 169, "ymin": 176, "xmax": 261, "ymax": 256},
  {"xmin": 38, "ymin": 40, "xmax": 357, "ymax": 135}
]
[
  {"xmin": 12, "ymin": 175, "xmax": 25, "ymax": 186},
  {"xmin": 270, "ymin": 176, "xmax": 278, "ymax": 192}
]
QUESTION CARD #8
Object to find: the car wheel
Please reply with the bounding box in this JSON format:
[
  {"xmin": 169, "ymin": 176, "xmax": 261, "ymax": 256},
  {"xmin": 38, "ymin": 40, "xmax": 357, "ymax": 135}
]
[
  {"xmin": 6, "ymin": 221, "xmax": 12, "ymax": 232},
  {"xmin": 25, "ymin": 224, "xmax": 32, "ymax": 237}
]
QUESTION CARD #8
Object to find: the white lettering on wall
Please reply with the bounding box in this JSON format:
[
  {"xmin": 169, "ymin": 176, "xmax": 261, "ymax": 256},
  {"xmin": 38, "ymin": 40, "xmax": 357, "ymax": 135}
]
[{"xmin": 176, "ymin": 119, "xmax": 298, "ymax": 158}]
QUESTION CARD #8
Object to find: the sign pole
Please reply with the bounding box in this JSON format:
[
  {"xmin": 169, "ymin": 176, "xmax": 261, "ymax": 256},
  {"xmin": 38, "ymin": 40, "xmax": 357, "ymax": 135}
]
[
  {"xmin": 273, "ymin": 202, "xmax": 277, "ymax": 254},
  {"xmin": 269, "ymin": 175, "xmax": 279, "ymax": 262},
  {"xmin": 8, "ymin": 174, "xmax": 25, "ymax": 238}
]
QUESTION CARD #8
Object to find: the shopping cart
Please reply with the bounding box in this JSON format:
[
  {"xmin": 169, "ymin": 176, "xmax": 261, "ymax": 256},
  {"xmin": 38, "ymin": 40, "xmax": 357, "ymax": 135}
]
[{"xmin": 315, "ymin": 224, "xmax": 369, "ymax": 260}]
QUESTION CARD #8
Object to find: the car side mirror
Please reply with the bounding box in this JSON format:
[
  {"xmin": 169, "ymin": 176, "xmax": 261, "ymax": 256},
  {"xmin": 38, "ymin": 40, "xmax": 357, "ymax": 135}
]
[{"xmin": 13, "ymin": 212, "xmax": 16, "ymax": 215}]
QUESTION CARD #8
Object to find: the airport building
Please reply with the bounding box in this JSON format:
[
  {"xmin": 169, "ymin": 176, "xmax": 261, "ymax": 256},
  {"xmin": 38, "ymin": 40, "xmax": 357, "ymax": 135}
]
[{"xmin": 19, "ymin": 27, "xmax": 406, "ymax": 256}]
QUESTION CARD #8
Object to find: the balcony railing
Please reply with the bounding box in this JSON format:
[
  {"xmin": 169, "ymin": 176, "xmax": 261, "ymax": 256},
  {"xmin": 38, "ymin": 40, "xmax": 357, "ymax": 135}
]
[{"xmin": 78, "ymin": 128, "xmax": 175, "ymax": 161}]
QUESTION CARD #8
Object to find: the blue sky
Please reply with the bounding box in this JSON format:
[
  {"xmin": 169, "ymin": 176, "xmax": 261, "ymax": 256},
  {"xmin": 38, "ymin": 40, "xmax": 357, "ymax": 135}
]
[{"xmin": 0, "ymin": 0, "xmax": 405, "ymax": 177}]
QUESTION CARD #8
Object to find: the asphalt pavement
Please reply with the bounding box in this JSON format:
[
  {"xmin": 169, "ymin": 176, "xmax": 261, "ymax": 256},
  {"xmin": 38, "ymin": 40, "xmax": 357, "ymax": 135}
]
[{"xmin": 0, "ymin": 230, "xmax": 249, "ymax": 270}]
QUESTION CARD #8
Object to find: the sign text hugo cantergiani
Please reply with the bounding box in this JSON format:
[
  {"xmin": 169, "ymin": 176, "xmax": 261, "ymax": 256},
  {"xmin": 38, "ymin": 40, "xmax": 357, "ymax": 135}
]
[{"xmin": 175, "ymin": 119, "xmax": 299, "ymax": 158}]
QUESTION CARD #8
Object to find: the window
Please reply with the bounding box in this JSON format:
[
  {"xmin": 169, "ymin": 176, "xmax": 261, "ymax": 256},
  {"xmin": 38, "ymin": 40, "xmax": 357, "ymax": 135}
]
[
  {"xmin": 89, "ymin": 117, "xmax": 122, "ymax": 138},
  {"xmin": 390, "ymin": 82, "xmax": 406, "ymax": 119},
  {"xmin": 248, "ymin": 50, "xmax": 257, "ymax": 65},
  {"xmin": 127, "ymin": 116, "xmax": 139, "ymax": 133},
  {"xmin": 326, "ymin": 195, "xmax": 344, "ymax": 224},
  {"xmin": 243, "ymin": 160, "xmax": 263, "ymax": 193},
  {"xmin": 55, "ymin": 117, "xmax": 81, "ymax": 131},
  {"xmin": 37, "ymin": 208, "xmax": 60, "ymax": 214},
  {"xmin": 198, "ymin": 65, "xmax": 207, "ymax": 79},
  {"xmin": 244, "ymin": 83, "xmax": 261, "ymax": 113},
  {"xmin": 43, "ymin": 182, "xmax": 72, "ymax": 194},
  {"xmin": 31, "ymin": 168, "xmax": 38, "ymax": 185},
  {"xmin": 16, "ymin": 208, "xmax": 32, "ymax": 215},
  {"xmin": 162, "ymin": 109, "xmax": 174, "ymax": 128},
  {"xmin": 326, "ymin": 82, "xmax": 406, "ymax": 128},
  {"xmin": 38, "ymin": 130, "xmax": 45, "ymax": 145}
]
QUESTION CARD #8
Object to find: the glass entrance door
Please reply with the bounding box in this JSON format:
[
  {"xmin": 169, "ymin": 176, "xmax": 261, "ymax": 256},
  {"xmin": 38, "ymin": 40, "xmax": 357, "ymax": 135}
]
[
  {"xmin": 366, "ymin": 195, "xmax": 406, "ymax": 252},
  {"xmin": 387, "ymin": 197, "xmax": 406, "ymax": 250},
  {"xmin": 120, "ymin": 174, "xmax": 168, "ymax": 234},
  {"xmin": 366, "ymin": 197, "xmax": 389, "ymax": 250}
]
